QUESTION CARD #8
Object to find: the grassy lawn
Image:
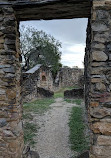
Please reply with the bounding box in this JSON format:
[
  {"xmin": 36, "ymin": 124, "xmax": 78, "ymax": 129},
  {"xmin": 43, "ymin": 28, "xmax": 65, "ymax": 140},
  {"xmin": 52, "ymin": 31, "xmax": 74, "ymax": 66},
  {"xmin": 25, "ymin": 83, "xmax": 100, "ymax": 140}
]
[
  {"xmin": 23, "ymin": 98, "xmax": 55, "ymax": 146},
  {"xmin": 65, "ymin": 98, "xmax": 82, "ymax": 105},
  {"xmin": 23, "ymin": 98, "xmax": 54, "ymax": 114},
  {"xmin": 69, "ymin": 106, "xmax": 90, "ymax": 153}
]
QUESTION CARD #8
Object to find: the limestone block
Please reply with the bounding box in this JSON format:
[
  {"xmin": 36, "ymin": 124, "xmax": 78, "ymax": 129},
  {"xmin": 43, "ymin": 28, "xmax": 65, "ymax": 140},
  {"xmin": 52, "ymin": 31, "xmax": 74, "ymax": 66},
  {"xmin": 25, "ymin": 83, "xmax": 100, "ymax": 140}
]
[
  {"xmin": 96, "ymin": 82, "xmax": 106, "ymax": 91},
  {"xmin": 90, "ymin": 102, "xmax": 99, "ymax": 107},
  {"xmin": 91, "ymin": 78, "xmax": 102, "ymax": 83},
  {"xmin": 92, "ymin": 51, "xmax": 108, "ymax": 61},
  {"xmin": 92, "ymin": 22, "xmax": 109, "ymax": 32},
  {"xmin": 92, "ymin": 145, "xmax": 111, "ymax": 157},
  {"xmin": 97, "ymin": 135, "xmax": 111, "ymax": 146},
  {"xmin": 90, "ymin": 107, "xmax": 111, "ymax": 118},
  {"xmin": 92, "ymin": 122, "xmax": 111, "ymax": 135}
]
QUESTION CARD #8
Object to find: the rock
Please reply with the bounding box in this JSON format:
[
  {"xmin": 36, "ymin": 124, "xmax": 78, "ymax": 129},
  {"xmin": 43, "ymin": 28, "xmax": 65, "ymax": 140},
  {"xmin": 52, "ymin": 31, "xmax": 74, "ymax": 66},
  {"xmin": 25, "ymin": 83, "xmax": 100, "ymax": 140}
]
[
  {"xmin": 0, "ymin": 119, "xmax": 7, "ymax": 127},
  {"xmin": 96, "ymin": 83, "xmax": 106, "ymax": 91},
  {"xmin": 23, "ymin": 146, "xmax": 40, "ymax": 158},
  {"xmin": 92, "ymin": 122, "xmax": 111, "ymax": 135},
  {"xmin": 92, "ymin": 145, "xmax": 111, "ymax": 157},
  {"xmin": 37, "ymin": 87, "xmax": 54, "ymax": 98},
  {"xmin": 90, "ymin": 107, "xmax": 111, "ymax": 118},
  {"xmin": 90, "ymin": 102, "xmax": 99, "ymax": 107},
  {"xmin": 76, "ymin": 151, "xmax": 89, "ymax": 158},
  {"xmin": 103, "ymin": 102, "xmax": 111, "ymax": 108},
  {"xmin": 92, "ymin": 22, "xmax": 109, "ymax": 32},
  {"xmin": 92, "ymin": 51, "xmax": 108, "ymax": 61},
  {"xmin": 97, "ymin": 135, "xmax": 111, "ymax": 146},
  {"xmin": 96, "ymin": 10, "xmax": 109, "ymax": 20}
]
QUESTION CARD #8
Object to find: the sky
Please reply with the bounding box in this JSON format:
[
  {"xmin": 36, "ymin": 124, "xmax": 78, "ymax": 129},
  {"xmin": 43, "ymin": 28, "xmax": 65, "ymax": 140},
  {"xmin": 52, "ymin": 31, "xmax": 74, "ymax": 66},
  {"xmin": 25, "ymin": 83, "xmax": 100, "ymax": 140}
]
[{"xmin": 20, "ymin": 18, "xmax": 88, "ymax": 68}]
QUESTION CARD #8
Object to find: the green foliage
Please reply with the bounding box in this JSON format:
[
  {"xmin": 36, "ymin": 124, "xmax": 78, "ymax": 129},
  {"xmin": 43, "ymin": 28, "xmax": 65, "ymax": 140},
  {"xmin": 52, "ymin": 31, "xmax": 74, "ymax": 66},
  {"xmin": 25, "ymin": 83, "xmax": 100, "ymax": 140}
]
[
  {"xmin": 69, "ymin": 107, "xmax": 89, "ymax": 153},
  {"xmin": 24, "ymin": 122, "xmax": 38, "ymax": 146},
  {"xmin": 20, "ymin": 25, "xmax": 62, "ymax": 75},
  {"xmin": 23, "ymin": 98, "xmax": 55, "ymax": 146}
]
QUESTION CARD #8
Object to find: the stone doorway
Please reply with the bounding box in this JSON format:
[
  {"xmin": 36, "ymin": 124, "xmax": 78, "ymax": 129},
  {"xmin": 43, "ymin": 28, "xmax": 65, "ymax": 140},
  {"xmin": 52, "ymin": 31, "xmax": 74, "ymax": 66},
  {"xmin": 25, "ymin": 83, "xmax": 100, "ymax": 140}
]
[{"xmin": 0, "ymin": 1, "xmax": 111, "ymax": 158}]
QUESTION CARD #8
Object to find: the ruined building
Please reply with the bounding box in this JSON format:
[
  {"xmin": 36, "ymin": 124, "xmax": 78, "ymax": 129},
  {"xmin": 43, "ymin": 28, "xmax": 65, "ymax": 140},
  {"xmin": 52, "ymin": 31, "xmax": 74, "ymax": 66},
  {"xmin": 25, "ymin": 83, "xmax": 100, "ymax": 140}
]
[{"xmin": 0, "ymin": 0, "xmax": 111, "ymax": 158}]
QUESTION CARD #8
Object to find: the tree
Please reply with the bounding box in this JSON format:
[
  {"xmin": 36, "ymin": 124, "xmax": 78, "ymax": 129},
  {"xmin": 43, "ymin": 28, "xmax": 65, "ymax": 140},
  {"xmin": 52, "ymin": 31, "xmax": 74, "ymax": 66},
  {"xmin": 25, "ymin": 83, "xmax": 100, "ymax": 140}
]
[{"xmin": 20, "ymin": 25, "xmax": 62, "ymax": 76}]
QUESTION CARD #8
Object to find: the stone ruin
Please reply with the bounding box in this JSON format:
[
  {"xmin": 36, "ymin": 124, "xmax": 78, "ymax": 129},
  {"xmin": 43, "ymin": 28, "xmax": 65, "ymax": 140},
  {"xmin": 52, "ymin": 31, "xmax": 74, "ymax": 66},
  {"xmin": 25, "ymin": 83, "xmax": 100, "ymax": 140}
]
[
  {"xmin": 0, "ymin": 0, "xmax": 111, "ymax": 158},
  {"xmin": 21, "ymin": 64, "xmax": 54, "ymax": 102},
  {"xmin": 54, "ymin": 67, "xmax": 84, "ymax": 89},
  {"xmin": 21, "ymin": 65, "xmax": 84, "ymax": 102}
]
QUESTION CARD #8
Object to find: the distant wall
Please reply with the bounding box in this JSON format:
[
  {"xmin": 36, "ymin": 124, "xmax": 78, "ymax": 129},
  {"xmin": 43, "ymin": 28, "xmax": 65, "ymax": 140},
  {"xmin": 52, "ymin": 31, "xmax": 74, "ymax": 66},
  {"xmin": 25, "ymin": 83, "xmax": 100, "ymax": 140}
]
[{"xmin": 56, "ymin": 67, "xmax": 84, "ymax": 88}]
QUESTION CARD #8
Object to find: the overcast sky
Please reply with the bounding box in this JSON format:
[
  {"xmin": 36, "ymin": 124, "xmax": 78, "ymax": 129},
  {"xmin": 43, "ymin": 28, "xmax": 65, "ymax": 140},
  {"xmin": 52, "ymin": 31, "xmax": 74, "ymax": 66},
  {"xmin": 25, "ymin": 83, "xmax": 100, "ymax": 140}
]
[{"xmin": 20, "ymin": 18, "xmax": 88, "ymax": 68}]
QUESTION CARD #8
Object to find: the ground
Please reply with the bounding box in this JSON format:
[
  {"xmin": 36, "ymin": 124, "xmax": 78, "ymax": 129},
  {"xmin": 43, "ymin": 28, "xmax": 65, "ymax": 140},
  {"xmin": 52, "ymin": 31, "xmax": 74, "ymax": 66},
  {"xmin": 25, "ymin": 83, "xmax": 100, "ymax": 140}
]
[
  {"xmin": 23, "ymin": 89, "xmax": 89, "ymax": 158},
  {"xmin": 33, "ymin": 98, "xmax": 78, "ymax": 158}
]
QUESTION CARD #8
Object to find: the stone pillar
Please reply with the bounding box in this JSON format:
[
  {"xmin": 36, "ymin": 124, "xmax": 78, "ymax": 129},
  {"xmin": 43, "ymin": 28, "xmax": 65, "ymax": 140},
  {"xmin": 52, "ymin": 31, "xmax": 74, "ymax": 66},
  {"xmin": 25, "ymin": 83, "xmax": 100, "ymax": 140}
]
[
  {"xmin": 85, "ymin": 0, "xmax": 111, "ymax": 157},
  {"xmin": 0, "ymin": 5, "xmax": 24, "ymax": 158}
]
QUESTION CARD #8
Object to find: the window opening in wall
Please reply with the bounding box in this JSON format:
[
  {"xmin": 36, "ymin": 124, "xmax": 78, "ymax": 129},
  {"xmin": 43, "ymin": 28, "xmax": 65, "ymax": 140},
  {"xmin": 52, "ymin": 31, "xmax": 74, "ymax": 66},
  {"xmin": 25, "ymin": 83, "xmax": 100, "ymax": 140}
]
[{"xmin": 42, "ymin": 75, "xmax": 46, "ymax": 81}]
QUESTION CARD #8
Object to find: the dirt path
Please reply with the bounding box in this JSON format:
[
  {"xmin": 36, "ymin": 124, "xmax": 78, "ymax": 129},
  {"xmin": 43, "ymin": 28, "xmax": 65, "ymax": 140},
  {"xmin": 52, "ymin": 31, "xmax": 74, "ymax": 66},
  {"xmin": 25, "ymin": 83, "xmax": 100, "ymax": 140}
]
[{"xmin": 33, "ymin": 98, "xmax": 79, "ymax": 158}]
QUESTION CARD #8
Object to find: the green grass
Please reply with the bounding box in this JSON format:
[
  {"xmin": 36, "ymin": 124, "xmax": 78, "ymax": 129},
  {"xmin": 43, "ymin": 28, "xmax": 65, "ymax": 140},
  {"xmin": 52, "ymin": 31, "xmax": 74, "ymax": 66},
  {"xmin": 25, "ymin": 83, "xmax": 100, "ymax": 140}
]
[
  {"xmin": 69, "ymin": 106, "xmax": 89, "ymax": 153},
  {"xmin": 23, "ymin": 98, "xmax": 55, "ymax": 114},
  {"xmin": 23, "ymin": 98, "xmax": 54, "ymax": 146},
  {"xmin": 24, "ymin": 122, "xmax": 38, "ymax": 146},
  {"xmin": 65, "ymin": 99, "xmax": 82, "ymax": 105}
]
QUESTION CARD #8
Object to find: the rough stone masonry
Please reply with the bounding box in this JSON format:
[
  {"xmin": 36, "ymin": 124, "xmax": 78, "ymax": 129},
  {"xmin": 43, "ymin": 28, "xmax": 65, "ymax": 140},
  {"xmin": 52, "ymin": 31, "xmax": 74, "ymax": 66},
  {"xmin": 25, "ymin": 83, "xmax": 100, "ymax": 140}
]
[{"xmin": 0, "ymin": 0, "xmax": 111, "ymax": 158}]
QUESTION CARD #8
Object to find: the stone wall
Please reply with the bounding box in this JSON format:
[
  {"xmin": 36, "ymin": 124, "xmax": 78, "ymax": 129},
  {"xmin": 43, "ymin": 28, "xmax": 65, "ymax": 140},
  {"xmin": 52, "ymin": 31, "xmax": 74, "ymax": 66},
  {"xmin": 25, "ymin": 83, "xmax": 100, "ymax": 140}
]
[
  {"xmin": 85, "ymin": 1, "xmax": 111, "ymax": 157},
  {"xmin": 0, "ymin": 6, "xmax": 24, "ymax": 158},
  {"xmin": 55, "ymin": 67, "xmax": 84, "ymax": 88},
  {"xmin": 21, "ymin": 66, "xmax": 53, "ymax": 102},
  {"xmin": 0, "ymin": 0, "xmax": 111, "ymax": 158}
]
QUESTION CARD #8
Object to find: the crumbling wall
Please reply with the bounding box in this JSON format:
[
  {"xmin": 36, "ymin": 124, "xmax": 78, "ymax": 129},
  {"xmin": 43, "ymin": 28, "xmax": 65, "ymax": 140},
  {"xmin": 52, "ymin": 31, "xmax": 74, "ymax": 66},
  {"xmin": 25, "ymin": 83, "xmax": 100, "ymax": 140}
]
[
  {"xmin": 21, "ymin": 67, "xmax": 53, "ymax": 102},
  {"xmin": 57, "ymin": 67, "xmax": 84, "ymax": 88}
]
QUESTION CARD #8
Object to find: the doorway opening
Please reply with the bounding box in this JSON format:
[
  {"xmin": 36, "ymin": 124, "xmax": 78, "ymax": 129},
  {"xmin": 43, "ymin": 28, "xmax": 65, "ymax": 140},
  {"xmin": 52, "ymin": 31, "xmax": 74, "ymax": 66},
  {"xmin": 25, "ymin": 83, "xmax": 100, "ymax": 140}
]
[{"xmin": 20, "ymin": 18, "xmax": 90, "ymax": 158}]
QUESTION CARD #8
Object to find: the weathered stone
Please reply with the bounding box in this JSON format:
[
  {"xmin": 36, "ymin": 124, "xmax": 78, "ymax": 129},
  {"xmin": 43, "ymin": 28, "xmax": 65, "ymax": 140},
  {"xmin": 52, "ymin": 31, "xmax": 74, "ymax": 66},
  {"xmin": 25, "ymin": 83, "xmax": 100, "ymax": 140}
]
[
  {"xmin": 3, "ymin": 67, "xmax": 15, "ymax": 73},
  {"xmin": 92, "ymin": 51, "xmax": 108, "ymax": 61},
  {"xmin": 90, "ymin": 107, "xmax": 110, "ymax": 118},
  {"xmin": 90, "ymin": 102, "xmax": 99, "ymax": 107},
  {"xmin": 92, "ymin": 122, "xmax": 111, "ymax": 135},
  {"xmin": 76, "ymin": 151, "xmax": 89, "ymax": 158},
  {"xmin": 97, "ymin": 135, "xmax": 111, "ymax": 146},
  {"xmin": 92, "ymin": 43, "xmax": 105, "ymax": 49},
  {"xmin": 96, "ymin": 10, "xmax": 109, "ymax": 20},
  {"xmin": 92, "ymin": 22, "xmax": 109, "ymax": 32},
  {"xmin": 6, "ymin": 89, "xmax": 16, "ymax": 100},
  {"xmin": 0, "ymin": 119, "xmax": 7, "ymax": 127},
  {"xmin": 91, "ymin": 78, "xmax": 102, "ymax": 83},
  {"xmin": 3, "ymin": 130, "xmax": 15, "ymax": 137},
  {"xmin": 103, "ymin": 102, "xmax": 111, "ymax": 108},
  {"xmin": 96, "ymin": 82, "xmax": 106, "ymax": 91},
  {"xmin": 92, "ymin": 146, "xmax": 111, "ymax": 157},
  {"xmin": 94, "ymin": 32, "xmax": 109, "ymax": 43}
]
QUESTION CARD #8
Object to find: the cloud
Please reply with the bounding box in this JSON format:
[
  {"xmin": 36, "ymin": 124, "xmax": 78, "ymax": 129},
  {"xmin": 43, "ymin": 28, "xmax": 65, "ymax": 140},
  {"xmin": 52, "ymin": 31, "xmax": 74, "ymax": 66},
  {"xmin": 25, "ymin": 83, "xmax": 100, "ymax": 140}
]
[{"xmin": 20, "ymin": 18, "xmax": 88, "ymax": 68}]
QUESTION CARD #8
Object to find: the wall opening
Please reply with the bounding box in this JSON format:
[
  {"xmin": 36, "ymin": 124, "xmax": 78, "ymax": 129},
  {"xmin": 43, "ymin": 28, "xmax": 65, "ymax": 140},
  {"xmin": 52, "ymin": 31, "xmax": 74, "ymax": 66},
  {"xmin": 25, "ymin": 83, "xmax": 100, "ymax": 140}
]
[{"xmin": 20, "ymin": 18, "xmax": 90, "ymax": 158}]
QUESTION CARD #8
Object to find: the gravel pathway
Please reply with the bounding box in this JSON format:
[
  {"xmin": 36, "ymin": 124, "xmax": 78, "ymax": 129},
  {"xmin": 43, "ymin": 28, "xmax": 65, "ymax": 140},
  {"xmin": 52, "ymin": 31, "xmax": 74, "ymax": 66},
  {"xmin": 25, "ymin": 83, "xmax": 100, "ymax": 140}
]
[{"xmin": 33, "ymin": 98, "xmax": 79, "ymax": 158}]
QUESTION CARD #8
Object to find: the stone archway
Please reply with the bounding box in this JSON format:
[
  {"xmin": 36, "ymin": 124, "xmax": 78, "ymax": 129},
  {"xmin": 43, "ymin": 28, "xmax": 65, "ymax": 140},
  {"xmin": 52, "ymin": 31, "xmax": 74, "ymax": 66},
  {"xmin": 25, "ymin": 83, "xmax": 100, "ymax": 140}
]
[{"xmin": 0, "ymin": 0, "xmax": 111, "ymax": 157}]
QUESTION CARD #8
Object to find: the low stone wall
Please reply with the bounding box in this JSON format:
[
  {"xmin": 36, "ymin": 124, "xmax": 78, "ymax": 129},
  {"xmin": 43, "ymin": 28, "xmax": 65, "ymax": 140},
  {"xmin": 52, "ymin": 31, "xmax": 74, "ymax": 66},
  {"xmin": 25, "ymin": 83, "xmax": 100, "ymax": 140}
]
[{"xmin": 64, "ymin": 88, "xmax": 84, "ymax": 99}]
